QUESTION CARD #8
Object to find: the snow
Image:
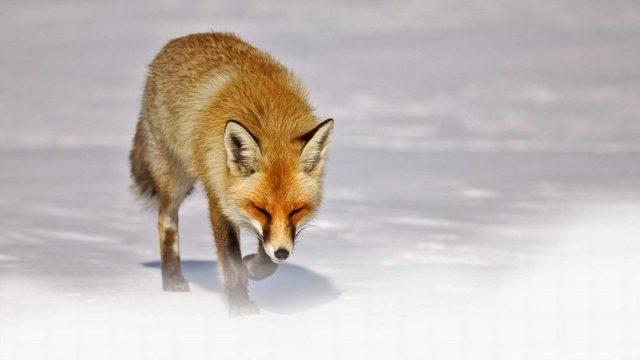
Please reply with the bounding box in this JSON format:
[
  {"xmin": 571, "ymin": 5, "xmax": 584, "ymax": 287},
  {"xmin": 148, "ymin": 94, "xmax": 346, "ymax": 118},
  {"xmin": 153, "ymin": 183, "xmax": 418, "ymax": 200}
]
[{"xmin": 2, "ymin": 1, "xmax": 640, "ymax": 359}]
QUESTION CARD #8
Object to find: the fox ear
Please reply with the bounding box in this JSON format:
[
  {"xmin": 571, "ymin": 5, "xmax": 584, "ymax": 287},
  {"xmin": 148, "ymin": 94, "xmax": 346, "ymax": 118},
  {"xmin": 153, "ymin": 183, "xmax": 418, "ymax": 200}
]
[
  {"xmin": 299, "ymin": 119, "xmax": 334, "ymax": 173},
  {"xmin": 224, "ymin": 120, "xmax": 262, "ymax": 176}
]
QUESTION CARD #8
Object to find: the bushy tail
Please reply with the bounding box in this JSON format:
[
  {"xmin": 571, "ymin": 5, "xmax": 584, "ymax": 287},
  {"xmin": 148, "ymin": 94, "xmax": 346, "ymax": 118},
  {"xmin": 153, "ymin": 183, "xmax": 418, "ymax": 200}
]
[{"xmin": 129, "ymin": 121, "xmax": 158, "ymax": 205}]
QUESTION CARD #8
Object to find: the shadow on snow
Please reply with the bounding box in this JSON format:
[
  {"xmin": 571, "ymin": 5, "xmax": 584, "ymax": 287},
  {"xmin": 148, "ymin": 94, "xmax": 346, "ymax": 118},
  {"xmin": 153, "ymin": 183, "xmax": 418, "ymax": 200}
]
[{"xmin": 142, "ymin": 259, "xmax": 340, "ymax": 314}]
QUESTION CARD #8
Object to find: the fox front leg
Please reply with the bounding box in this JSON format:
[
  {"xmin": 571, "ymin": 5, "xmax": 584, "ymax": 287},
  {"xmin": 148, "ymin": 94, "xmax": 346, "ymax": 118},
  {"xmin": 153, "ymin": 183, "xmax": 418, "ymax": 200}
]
[
  {"xmin": 243, "ymin": 244, "xmax": 279, "ymax": 280},
  {"xmin": 208, "ymin": 197, "xmax": 259, "ymax": 316}
]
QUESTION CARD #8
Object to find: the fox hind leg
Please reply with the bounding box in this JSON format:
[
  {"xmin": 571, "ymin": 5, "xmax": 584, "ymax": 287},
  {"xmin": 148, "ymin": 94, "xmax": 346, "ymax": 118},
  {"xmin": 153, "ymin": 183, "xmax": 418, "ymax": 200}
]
[
  {"xmin": 158, "ymin": 204, "xmax": 189, "ymax": 291},
  {"xmin": 131, "ymin": 88, "xmax": 193, "ymax": 291},
  {"xmin": 136, "ymin": 135, "xmax": 195, "ymax": 292},
  {"xmin": 157, "ymin": 171, "xmax": 194, "ymax": 292}
]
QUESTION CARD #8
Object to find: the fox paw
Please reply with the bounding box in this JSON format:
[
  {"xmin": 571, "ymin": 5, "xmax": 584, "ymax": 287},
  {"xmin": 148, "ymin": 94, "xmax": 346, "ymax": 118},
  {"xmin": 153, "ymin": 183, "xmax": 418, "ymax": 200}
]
[
  {"xmin": 229, "ymin": 300, "xmax": 260, "ymax": 317},
  {"xmin": 243, "ymin": 253, "xmax": 278, "ymax": 281},
  {"xmin": 162, "ymin": 275, "xmax": 191, "ymax": 292}
]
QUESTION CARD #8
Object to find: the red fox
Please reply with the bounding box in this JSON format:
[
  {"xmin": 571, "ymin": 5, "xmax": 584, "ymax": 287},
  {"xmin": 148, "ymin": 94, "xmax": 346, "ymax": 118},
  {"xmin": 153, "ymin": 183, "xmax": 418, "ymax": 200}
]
[{"xmin": 129, "ymin": 32, "xmax": 333, "ymax": 316}]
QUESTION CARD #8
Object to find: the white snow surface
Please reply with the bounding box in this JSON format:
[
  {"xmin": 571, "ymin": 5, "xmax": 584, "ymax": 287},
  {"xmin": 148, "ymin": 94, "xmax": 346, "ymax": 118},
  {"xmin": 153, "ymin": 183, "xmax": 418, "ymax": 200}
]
[{"xmin": 1, "ymin": 1, "xmax": 640, "ymax": 359}]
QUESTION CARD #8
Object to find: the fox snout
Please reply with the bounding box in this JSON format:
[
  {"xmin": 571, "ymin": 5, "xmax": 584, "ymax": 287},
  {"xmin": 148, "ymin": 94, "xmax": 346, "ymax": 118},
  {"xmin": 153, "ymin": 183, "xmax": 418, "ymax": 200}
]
[
  {"xmin": 274, "ymin": 248, "xmax": 289, "ymax": 260},
  {"xmin": 263, "ymin": 240, "xmax": 292, "ymax": 263}
]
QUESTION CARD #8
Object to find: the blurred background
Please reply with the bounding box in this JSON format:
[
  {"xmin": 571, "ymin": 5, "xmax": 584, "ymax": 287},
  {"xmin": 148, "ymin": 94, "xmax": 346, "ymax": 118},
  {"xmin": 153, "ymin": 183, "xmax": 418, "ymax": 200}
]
[{"xmin": 1, "ymin": 1, "xmax": 639, "ymax": 359}]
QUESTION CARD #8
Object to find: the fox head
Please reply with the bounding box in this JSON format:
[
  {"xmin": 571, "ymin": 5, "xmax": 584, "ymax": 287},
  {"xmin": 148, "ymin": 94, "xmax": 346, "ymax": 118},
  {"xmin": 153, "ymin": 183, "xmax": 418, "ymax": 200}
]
[{"xmin": 222, "ymin": 119, "xmax": 334, "ymax": 263}]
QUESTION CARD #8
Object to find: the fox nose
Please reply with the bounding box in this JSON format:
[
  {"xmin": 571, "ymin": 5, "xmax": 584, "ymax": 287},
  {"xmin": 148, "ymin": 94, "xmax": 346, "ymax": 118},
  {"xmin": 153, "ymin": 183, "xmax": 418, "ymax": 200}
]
[{"xmin": 274, "ymin": 248, "xmax": 289, "ymax": 261}]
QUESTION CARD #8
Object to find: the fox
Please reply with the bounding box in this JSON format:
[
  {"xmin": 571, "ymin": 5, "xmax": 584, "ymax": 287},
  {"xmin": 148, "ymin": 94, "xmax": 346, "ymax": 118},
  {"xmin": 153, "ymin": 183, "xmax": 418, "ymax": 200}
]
[{"xmin": 129, "ymin": 32, "xmax": 334, "ymax": 316}]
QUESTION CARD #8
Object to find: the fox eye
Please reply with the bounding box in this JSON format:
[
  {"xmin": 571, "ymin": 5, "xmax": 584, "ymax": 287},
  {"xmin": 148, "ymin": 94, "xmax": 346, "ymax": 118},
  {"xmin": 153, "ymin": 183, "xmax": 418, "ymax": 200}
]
[
  {"xmin": 289, "ymin": 207, "xmax": 305, "ymax": 218},
  {"xmin": 253, "ymin": 204, "xmax": 271, "ymax": 219}
]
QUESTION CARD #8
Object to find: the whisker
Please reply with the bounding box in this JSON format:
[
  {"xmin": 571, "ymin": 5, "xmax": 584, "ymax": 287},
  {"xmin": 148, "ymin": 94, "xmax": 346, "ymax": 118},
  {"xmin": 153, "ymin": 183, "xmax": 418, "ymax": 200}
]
[
  {"xmin": 294, "ymin": 224, "xmax": 312, "ymax": 239},
  {"xmin": 246, "ymin": 227, "xmax": 265, "ymax": 243}
]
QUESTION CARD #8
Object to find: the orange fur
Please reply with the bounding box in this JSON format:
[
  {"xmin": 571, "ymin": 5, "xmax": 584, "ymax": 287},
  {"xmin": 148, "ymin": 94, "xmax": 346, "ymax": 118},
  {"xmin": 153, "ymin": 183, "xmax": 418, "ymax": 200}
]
[{"xmin": 129, "ymin": 32, "xmax": 334, "ymax": 316}]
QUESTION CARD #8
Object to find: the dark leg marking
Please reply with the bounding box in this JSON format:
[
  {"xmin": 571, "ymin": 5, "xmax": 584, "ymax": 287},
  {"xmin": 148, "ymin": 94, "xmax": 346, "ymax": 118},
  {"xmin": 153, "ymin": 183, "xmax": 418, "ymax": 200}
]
[{"xmin": 160, "ymin": 227, "xmax": 190, "ymax": 292}]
